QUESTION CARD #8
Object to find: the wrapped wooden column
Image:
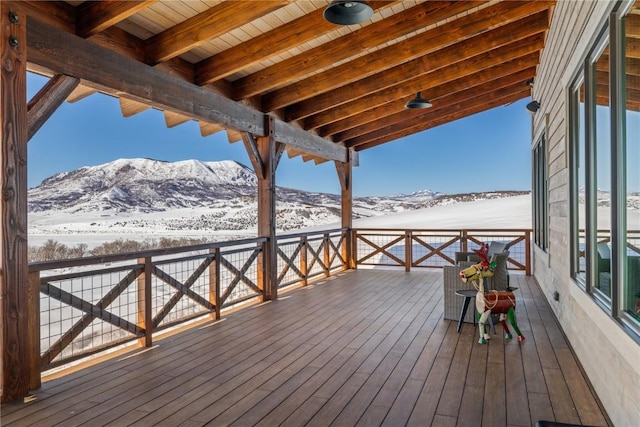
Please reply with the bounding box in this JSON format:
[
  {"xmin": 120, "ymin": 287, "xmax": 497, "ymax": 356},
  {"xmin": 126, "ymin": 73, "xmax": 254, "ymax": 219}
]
[
  {"xmin": 336, "ymin": 150, "xmax": 354, "ymax": 269},
  {"xmin": 242, "ymin": 116, "xmax": 282, "ymax": 300},
  {"xmin": 1, "ymin": 4, "xmax": 30, "ymax": 402}
]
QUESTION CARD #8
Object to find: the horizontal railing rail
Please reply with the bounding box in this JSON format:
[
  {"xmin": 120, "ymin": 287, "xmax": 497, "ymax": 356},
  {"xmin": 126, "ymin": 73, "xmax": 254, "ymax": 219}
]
[
  {"xmin": 353, "ymin": 228, "xmax": 532, "ymax": 274},
  {"xmin": 275, "ymin": 228, "xmax": 347, "ymax": 289}
]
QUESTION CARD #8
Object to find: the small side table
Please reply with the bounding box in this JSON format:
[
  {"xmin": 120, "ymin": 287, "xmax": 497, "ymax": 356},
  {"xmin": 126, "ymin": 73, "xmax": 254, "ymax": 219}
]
[{"xmin": 454, "ymin": 289, "xmax": 496, "ymax": 334}]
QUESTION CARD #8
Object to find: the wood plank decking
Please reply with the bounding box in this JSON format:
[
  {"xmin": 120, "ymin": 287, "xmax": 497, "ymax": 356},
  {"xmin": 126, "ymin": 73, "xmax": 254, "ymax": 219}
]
[{"xmin": 1, "ymin": 269, "xmax": 610, "ymax": 426}]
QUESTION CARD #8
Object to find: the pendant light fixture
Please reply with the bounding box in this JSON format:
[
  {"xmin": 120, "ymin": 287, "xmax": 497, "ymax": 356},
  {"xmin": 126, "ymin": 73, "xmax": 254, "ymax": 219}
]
[
  {"xmin": 405, "ymin": 92, "xmax": 432, "ymax": 109},
  {"xmin": 323, "ymin": 1, "xmax": 373, "ymax": 25}
]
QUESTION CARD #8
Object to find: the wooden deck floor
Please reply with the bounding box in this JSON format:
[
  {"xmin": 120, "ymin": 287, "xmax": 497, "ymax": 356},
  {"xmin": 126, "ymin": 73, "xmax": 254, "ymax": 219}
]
[{"xmin": 1, "ymin": 269, "xmax": 610, "ymax": 427}]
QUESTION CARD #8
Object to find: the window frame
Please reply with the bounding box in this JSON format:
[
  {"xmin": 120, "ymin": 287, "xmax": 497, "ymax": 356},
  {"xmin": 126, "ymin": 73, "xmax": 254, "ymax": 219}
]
[
  {"xmin": 533, "ymin": 133, "xmax": 548, "ymax": 251},
  {"xmin": 568, "ymin": 0, "xmax": 639, "ymax": 336}
]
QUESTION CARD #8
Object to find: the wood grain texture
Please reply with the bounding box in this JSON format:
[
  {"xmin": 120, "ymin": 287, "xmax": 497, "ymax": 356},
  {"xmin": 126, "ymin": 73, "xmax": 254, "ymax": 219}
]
[
  {"xmin": 0, "ymin": 270, "xmax": 611, "ymax": 425},
  {"xmin": 145, "ymin": 1, "xmax": 289, "ymax": 64},
  {"xmin": 1, "ymin": 4, "xmax": 30, "ymax": 403},
  {"xmin": 26, "ymin": 74, "xmax": 79, "ymax": 141},
  {"xmin": 284, "ymin": 11, "xmax": 549, "ymax": 121},
  {"xmin": 233, "ymin": 1, "xmax": 482, "ymax": 100},
  {"xmin": 77, "ymin": 0, "xmax": 157, "ymax": 38}
]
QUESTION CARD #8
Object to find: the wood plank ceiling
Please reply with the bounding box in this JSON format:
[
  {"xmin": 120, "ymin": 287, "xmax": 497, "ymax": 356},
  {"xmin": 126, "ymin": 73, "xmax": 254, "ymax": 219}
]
[{"xmin": 19, "ymin": 0, "xmax": 557, "ymax": 163}]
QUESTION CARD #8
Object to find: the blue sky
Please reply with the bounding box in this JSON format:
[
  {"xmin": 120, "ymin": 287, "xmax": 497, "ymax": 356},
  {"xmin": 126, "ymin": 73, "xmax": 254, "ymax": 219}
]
[{"xmin": 27, "ymin": 72, "xmax": 533, "ymax": 197}]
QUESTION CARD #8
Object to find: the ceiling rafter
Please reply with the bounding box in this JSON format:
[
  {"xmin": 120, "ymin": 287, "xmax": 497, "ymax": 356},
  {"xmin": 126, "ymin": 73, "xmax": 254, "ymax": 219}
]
[
  {"xmin": 335, "ymin": 68, "xmax": 536, "ymax": 143},
  {"xmin": 348, "ymin": 84, "xmax": 530, "ymax": 149},
  {"xmin": 266, "ymin": 1, "xmax": 552, "ymax": 114},
  {"xmin": 353, "ymin": 89, "xmax": 530, "ymax": 151},
  {"xmin": 287, "ymin": 14, "xmax": 548, "ymax": 122},
  {"xmin": 315, "ymin": 56, "xmax": 540, "ymax": 137},
  {"xmin": 77, "ymin": 0, "xmax": 157, "ymax": 38},
  {"xmin": 233, "ymin": 0, "xmax": 483, "ymax": 101},
  {"xmin": 195, "ymin": 0, "xmax": 398, "ymax": 86},
  {"xmin": 144, "ymin": 0, "xmax": 291, "ymax": 65}
]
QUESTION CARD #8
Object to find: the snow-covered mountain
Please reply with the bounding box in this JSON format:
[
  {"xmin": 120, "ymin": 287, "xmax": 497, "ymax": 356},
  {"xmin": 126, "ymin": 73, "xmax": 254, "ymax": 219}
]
[
  {"xmin": 29, "ymin": 158, "xmax": 449, "ymax": 214},
  {"xmin": 29, "ymin": 158, "xmax": 259, "ymax": 212},
  {"xmin": 27, "ymin": 158, "xmax": 529, "ymax": 238}
]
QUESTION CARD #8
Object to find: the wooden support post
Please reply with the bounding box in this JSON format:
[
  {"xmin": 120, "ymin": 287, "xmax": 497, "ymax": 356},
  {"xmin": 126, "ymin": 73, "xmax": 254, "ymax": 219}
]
[
  {"xmin": 1, "ymin": 5, "xmax": 30, "ymax": 403},
  {"xmin": 27, "ymin": 271, "xmax": 41, "ymax": 390},
  {"xmin": 335, "ymin": 152, "xmax": 354, "ymax": 269},
  {"xmin": 245, "ymin": 115, "xmax": 280, "ymax": 301},
  {"xmin": 405, "ymin": 230, "xmax": 412, "ymax": 272},
  {"xmin": 137, "ymin": 257, "xmax": 152, "ymax": 347},
  {"xmin": 301, "ymin": 236, "xmax": 308, "ymax": 287},
  {"xmin": 210, "ymin": 248, "xmax": 221, "ymax": 319}
]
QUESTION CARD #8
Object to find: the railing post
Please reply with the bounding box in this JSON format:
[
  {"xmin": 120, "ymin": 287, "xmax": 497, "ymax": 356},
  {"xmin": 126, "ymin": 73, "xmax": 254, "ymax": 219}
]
[
  {"xmin": 301, "ymin": 236, "xmax": 308, "ymax": 287},
  {"xmin": 342, "ymin": 228, "xmax": 351, "ymax": 270},
  {"xmin": 137, "ymin": 257, "xmax": 152, "ymax": 347},
  {"xmin": 28, "ymin": 271, "xmax": 41, "ymax": 390},
  {"xmin": 324, "ymin": 233, "xmax": 330, "ymax": 277},
  {"xmin": 461, "ymin": 230, "xmax": 468, "ymax": 253},
  {"xmin": 209, "ymin": 248, "xmax": 221, "ymax": 320},
  {"xmin": 525, "ymin": 230, "xmax": 532, "ymax": 276},
  {"xmin": 351, "ymin": 229, "xmax": 358, "ymax": 270},
  {"xmin": 258, "ymin": 241, "xmax": 266, "ymax": 299},
  {"xmin": 405, "ymin": 230, "xmax": 412, "ymax": 272}
]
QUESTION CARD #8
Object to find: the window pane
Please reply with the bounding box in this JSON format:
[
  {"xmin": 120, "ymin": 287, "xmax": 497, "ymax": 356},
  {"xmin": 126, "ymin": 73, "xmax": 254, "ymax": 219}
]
[
  {"xmin": 624, "ymin": 4, "xmax": 640, "ymax": 321},
  {"xmin": 594, "ymin": 41, "xmax": 611, "ymax": 298},
  {"xmin": 576, "ymin": 80, "xmax": 587, "ymax": 282}
]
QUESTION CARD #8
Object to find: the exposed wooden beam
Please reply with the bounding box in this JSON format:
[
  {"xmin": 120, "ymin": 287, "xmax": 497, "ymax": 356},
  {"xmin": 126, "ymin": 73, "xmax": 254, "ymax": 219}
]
[
  {"xmin": 313, "ymin": 54, "xmax": 540, "ymax": 136},
  {"xmin": 26, "ymin": 18, "xmax": 346, "ymax": 162},
  {"xmin": 273, "ymin": 121, "xmax": 345, "ymax": 162},
  {"xmin": 27, "ymin": 74, "xmax": 79, "ymax": 141},
  {"xmin": 163, "ymin": 111, "xmax": 191, "ymax": 128},
  {"xmin": 119, "ymin": 97, "xmax": 151, "ymax": 117},
  {"xmin": 351, "ymin": 87, "xmax": 530, "ymax": 150},
  {"xmin": 9, "ymin": 0, "xmax": 76, "ymax": 33},
  {"xmin": 144, "ymin": 1, "xmax": 290, "ymax": 65},
  {"xmin": 226, "ymin": 130, "xmax": 242, "ymax": 143},
  {"xmin": 264, "ymin": 1, "xmax": 552, "ymax": 113},
  {"xmin": 77, "ymin": 0, "xmax": 157, "ymax": 38},
  {"xmin": 195, "ymin": 1, "xmax": 397, "ymax": 85},
  {"xmin": 334, "ymin": 68, "xmax": 536, "ymax": 143},
  {"xmin": 199, "ymin": 122, "xmax": 224, "ymax": 137},
  {"xmin": 286, "ymin": 147, "xmax": 305, "ymax": 159},
  {"xmin": 66, "ymin": 84, "xmax": 97, "ymax": 103},
  {"xmin": 233, "ymin": 0, "xmax": 484, "ymax": 100},
  {"xmin": 285, "ymin": 11, "xmax": 549, "ymax": 120},
  {"xmin": 627, "ymin": 14, "xmax": 640, "ymax": 38}
]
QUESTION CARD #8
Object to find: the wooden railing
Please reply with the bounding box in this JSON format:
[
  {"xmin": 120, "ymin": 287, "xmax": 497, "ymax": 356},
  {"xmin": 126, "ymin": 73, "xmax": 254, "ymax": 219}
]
[
  {"xmin": 27, "ymin": 227, "xmax": 530, "ymax": 379},
  {"xmin": 353, "ymin": 228, "xmax": 532, "ymax": 274},
  {"xmin": 29, "ymin": 229, "xmax": 350, "ymax": 374}
]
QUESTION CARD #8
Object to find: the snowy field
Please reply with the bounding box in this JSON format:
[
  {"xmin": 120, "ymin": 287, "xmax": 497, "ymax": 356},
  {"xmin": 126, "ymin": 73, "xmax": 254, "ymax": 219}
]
[{"xmin": 29, "ymin": 195, "xmax": 534, "ymax": 249}]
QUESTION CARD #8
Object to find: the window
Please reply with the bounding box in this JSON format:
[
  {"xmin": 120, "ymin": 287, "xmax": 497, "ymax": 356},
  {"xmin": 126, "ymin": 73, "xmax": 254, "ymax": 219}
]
[
  {"xmin": 569, "ymin": 1, "xmax": 639, "ymax": 333},
  {"xmin": 592, "ymin": 34, "xmax": 612, "ymax": 298},
  {"xmin": 622, "ymin": 6, "xmax": 640, "ymax": 323},
  {"xmin": 570, "ymin": 76, "xmax": 587, "ymax": 284},
  {"xmin": 533, "ymin": 134, "xmax": 548, "ymax": 251}
]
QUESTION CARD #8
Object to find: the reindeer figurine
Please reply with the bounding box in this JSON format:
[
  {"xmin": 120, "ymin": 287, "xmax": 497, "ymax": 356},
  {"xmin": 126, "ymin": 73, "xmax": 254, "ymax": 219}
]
[{"xmin": 459, "ymin": 244, "xmax": 525, "ymax": 344}]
